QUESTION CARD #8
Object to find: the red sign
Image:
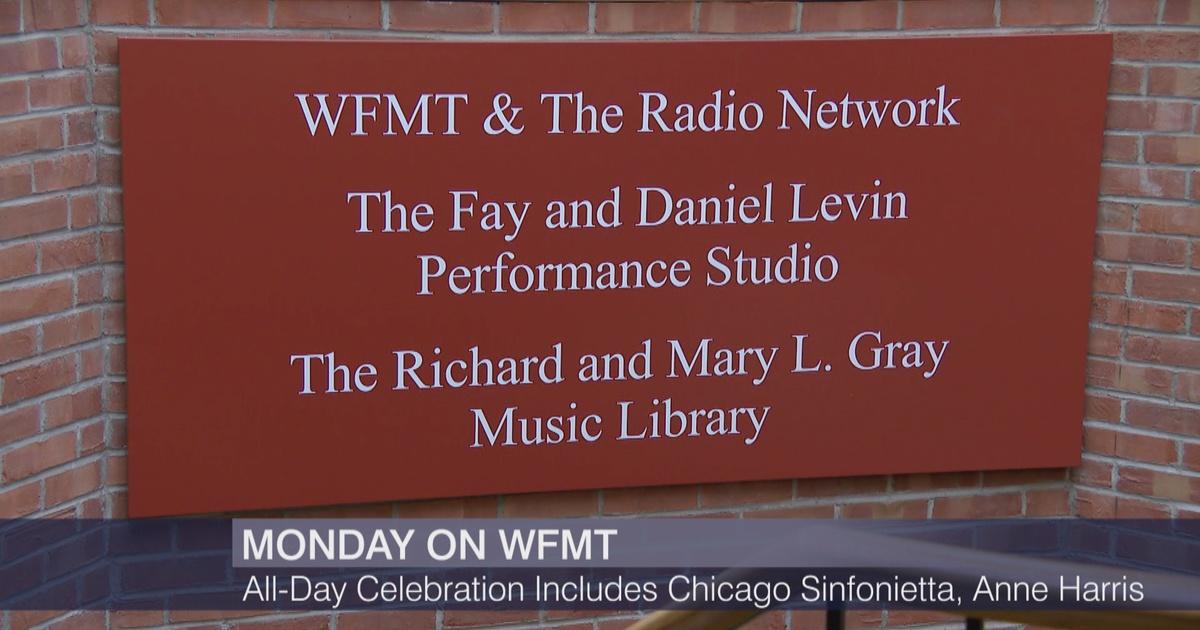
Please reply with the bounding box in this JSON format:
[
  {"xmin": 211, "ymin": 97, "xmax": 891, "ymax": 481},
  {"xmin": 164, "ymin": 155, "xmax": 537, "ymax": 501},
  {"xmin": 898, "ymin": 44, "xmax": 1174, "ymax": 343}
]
[{"xmin": 121, "ymin": 36, "xmax": 1111, "ymax": 516}]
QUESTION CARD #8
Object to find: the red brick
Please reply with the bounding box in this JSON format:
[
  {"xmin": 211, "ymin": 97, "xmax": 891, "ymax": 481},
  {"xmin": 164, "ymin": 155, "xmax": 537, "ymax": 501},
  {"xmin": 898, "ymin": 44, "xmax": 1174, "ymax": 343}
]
[
  {"xmin": 275, "ymin": 0, "xmax": 380, "ymax": 28},
  {"xmin": 0, "ymin": 278, "xmax": 72, "ymax": 325},
  {"xmin": 66, "ymin": 109, "xmax": 94, "ymax": 146},
  {"xmin": 33, "ymin": 152, "xmax": 94, "ymax": 193},
  {"xmin": 1109, "ymin": 63, "xmax": 1145, "ymax": 96},
  {"xmin": 1117, "ymin": 495, "xmax": 1172, "ymax": 517},
  {"xmin": 1133, "ymin": 269, "xmax": 1200, "ymax": 301},
  {"xmin": 931, "ymin": 492, "xmax": 1022, "ymax": 518},
  {"xmin": 0, "ymin": 352, "xmax": 77, "ymax": 404},
  {"xmin": 42, "ymin": 232, "xmax": 98, "ymax": 273},
  {"xmin": 596, "ymin": 2, "xmax": 692, "ymax": 33},
  {"xmin": 0, "ymin": 325, "xmax": 37, "ymax": 365},
  {"xmin": 25, "ymin": 0, "xmax": 83, "ymax": 29},
  {"xmin": 97, "ymin": 151, "xmax": 119, "ymax": 185},
  {"xmin": 1106, "ymin": 0, "xmax": 1160, "ymax": 23},
  {"xmin": 0, "ymin": 241, "xmax": 37, "ymax": 282},
  {"xmin": 1115, "ymin": 430, "xmax": 1178, "ymax": 464},
  {"xmin": 1093, "ymin": 264, "xmax": 1128, "ymax": 294},
  {"xmin": 29, "ymin": 74, "xmax": 86, "ymax": 110},
  {"xmin": 903, "ymin": 0, "xmax": 993, "ymax": 28},
  {"xmin": 43, "ymin": 611, "xmax": 109, "ymax": 630},
  {"xmin": 102, "ymin": 304, "xmax": 125, "ymax": 336},
  {"xmin": 1102, "ymin": 133, "xmax": 1138, "ymax": 161},
  {"xmin": 1089, "ymin": 360, "xmax": 1174, "ymax": 397},
  {"xmin": 1080, "ymin": 360, "xmax": 1111, "ymax": 392},
  {"xmin": 337, "ymin": 611, "xmax": 437, "ymax": 630},
  {"xmin": 1091, "ymin": 295, "xmax": 1188, "ymax": 332},
  {"xmin": 892, "ymin": 471, "xmax": 979, "ymax": 491},
  {"xmin": 44, "ymin": 386, "xmax": 102, "ymax": 428},
  {"xmin": 1149, "ymin": 67, "xmax": 1200, "ymax": 98},
  {"xmin": 76, "ymin": 268, "xmax": 102, "ymax": 305},
  {"xmin": 1096, "ymin": 233, "xmax": 1187, "ymax": 266},
  {"xmin": 0, "ymin": 404, "xmax": 39, "ymax": 446},
  {"xmin": 1139, "ymin": 203, "xmax": 1200, "ymax": 236},
  {"xmin": 60, "ymin": 32, "xmax": 88, "ymax": 67},
  {"xmin": 1083, "ymin": 425, "xmax": 1118, "ymax": 456},
  {"xmin": 499, "ymin": 2, "xmax": 588, "ymax": 33},
  {"xmin": 802, "ymin": 0, "xmax": 895, "ymax": 31},
  {"xmin": 1179, "ymin": 373, "xmax": 1200, "ymax": 403},
  {"xmin": 0, "ymin": 79, "xmax": 27, "ymax": 116},
  {"xmin": 1127, "ymin": 400, "xmax": 1200, "ymax": 434},
  {"xmin": 700, "ymin": 479, "xmax": 792, "ymax": 507},
  {"xmin": 3, "ymin": 431, "xmax": 75, "ymax": 480},
  {"xmin": 44, "ymin": 460, "xmax": 101, "ymax": 506},
  {"xmin": 443, "ymin": 610, "xmax": 539, "ymax": 628},
  {"xmin": 982, "ymin": 468, "xmax": 1066, "ymax": 486},
  {"xmin": 1094, "ymin": 326, "xmax": 1118, "ymax": 355},
  {"xmin": 156, "ymin": 0, "xmax": 269, "ymax": 27},
  {"xmin": 230, "ymin": 616, "xmax": 332, "ymax": 630},
  {"xmin": 1183, "ymin": 442, "xmax": 1200, "ymax": 471},
  {"xmin": 166, "ymin": 610, "xmax": 259, "ymax": 625},
  {"xmin": 1002, "ymin": 0, "xmax": 1095, "ymax": 25},
  {"xmin": 0, "ymin": 37, "xmax": 58, "ymax": 74},
  {"xmin": 1098, "ymin": 201, "xmax": 1134, "ymax": 230},
  {"xmin": 1101, "ymin": 165, "xmax": 1187, "ymax": 198},
  {"xmin": 107, "ymin": 453, "xmax": 127, "ymax": 484},
  {"xmin": 1114, "ymin": 32, "xmax": 1200, "ymax": 61},
  {"xmin": 0, "ymin": 195, "xmax": 69, "ymax": 239},
  {"xmin": 603, "ymin": 484, "xmax": 696, "ymax": 514},
  {"xmin": 1163, "ymin": 0, "xmax": 1200, "ymax": 24},
  {"xmin": 389, "ymin": 1, "xmax": 492, "ymax": 32},
  {"xmin": 1072, "ymin": 458, "xmax": 1114, "ymax": 487},
  {"xmin": 92, "ymin": 30, "xmax": 117, "ymax": 65},
  {"xmin": 98, "ymin": 111, "xmax": 119, "ymax": 145},
  {"xmin": 794, "ymin": 474, "xmax": 888, "ymax": 497},
  {"xmin": 42, "ymin": 308, "xmax": 101, "ymax": 351},
  {"xmin": 1134, "ymin": 303, "xmax": 1188, "ymax": 333},
  {"xmin": 1084, "ymin": 393, "xmax": 1122, "ymax": 422},
  {"xmin": 0, "ymin": 162, "xmax": 33, "ymax": 201},
  {"xmin": 1075, "ymin": 488, "xmax": 1116, "ymax": 517},
  {"xmin": 0, "ymin": 115, "xmax": 63, "ymax": 156},
  {"xmin": 103, "ymin": 267, "xmax": 124, "ymax": 301},
  {"xmin": 69, "ymin": 193, "xmax": 98, "ymax": 228},
  {"xmin": 700, "ymin": 1, "xmax": 796, "ymax": 33},
  {"xmin": 100, "ymin": 190, "xmax": 122, "ymax": 224},
  {"xmin": 106, "ymin": 341, "xmax": 126, "ymax": 374},
  {"xmin": 394, "ymin": 495, "xmax": 497, "ymax": 517},
  {"xmin": 841, "ymin": 499, "xmax": 928, "ymax": 519},
  {"xmin": 79, "ymin": 345, "xmax": 101, "ymax": 379},
  {"xmin": 879, "ymin": 611, "xmax": 958, "ymax": 628},
  {"xmin": 1117, "ymin": 466, "xmax": 1199, "ymax": 501},
  {"xmin": 744, "ymin": 504, "xmax": 836, "ymax": 518},
  {"xmin": 1127, "ymin": 334, "xmax": 1200, "ymax": 368},
  {"xmin": 1026, "ymin": 489, "xmax": 1070, "ymax": 516},
  {"xmin": 1107, "ymin": 99, "xmax": 1193, "ymax": 132},
  {"xmin": 0, "ymin": 482, "xmax": 41, "ymax": 517},
  {"xmin": 99, "ymin": 228, "xmax": 123, "ymax": 260},
  {"xmin": 502, "ymin": 489, "xmax": 597, "ymax": 516},
  {"xmin": 0, "ymin": 0, "xmax": 20, "ymax": 33},
  {"xmin": 108, "ymin": 489, "xmax": 127, "ymax": 516},
  {"xmin": 545, "ymin": 610, "xmax": 632, "ymax": 623},
  {"xmin": 1146, "ymin": 135, "xmax": 1200, "ymax": 165},
  {"xmin": 91, "ymin": 0, "xmax": 149, "ymax": 24}
]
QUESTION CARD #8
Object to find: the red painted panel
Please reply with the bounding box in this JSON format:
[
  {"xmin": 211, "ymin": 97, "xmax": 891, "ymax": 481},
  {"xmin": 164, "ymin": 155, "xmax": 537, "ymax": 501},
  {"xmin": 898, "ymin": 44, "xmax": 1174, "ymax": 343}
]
[{"xmin": 120, "ymin": 36, "xmax": 1110, "ymax": 516}]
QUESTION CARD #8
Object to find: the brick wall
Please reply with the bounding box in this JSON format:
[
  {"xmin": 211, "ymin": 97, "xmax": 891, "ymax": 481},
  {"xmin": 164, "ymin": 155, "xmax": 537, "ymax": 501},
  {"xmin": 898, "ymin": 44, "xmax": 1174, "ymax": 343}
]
[{"xmin": 0, "ymin": 0, "xmax": 1197, "ymax": 629}]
